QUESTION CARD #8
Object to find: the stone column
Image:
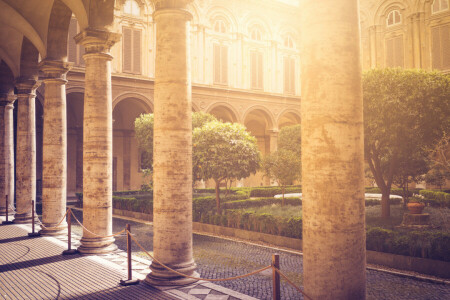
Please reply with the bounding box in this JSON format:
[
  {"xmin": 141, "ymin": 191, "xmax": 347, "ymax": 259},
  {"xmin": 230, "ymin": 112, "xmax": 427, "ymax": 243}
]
[
  {"xmin": 300, "ymin": 1, "xmax": 366, "ymax": 299},
  {"xmin": 0, "ymin": 93, "xmax": 16, "ymax": 215},
  {"xmin": 369, "ymin": 26, "xmax": 377, "ymax": 68},
  {"xmin": 75, "ymin": 29, "xmax": 120, "ymax": 254},
  {"xmin": 39, "ymin": 60, "xmax": 72, "ymax": 235},
  {"xmin": 145, "ymin": 0, "xmax": 198, "ymax": 286},
  {"xmin": 14, "ymin": 80, "xmax": 39, "ymax": 223},
  {"xmin": 268, "ymin": 130, "xmax": 278, "ymax": 153}
]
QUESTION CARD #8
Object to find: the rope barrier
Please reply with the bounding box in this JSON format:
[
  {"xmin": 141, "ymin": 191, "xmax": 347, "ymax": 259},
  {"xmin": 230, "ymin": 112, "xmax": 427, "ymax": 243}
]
[
  {"xmin": 36, "ymin": 208, "xmax": 70, "ymax": 230},
  {"xmin": 70, "ymin": 209, "xmax": 126, "ymax": 238},
  {"xmin": 274, "ymin": 268, "xmax": 312, "ymax": 300},
  {"xmin": 128, "ymin": 230, "xmax": 272, "ymax": 282}
]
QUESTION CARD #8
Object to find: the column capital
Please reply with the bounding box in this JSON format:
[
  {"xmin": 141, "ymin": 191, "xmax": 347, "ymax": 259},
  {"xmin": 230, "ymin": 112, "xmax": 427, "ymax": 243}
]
[
  {"xmin": 154, "ymin": 0, "xmax": 193, "ymax": 10},
  {"xmin": 74, "ymin": 29, "xmax": 121, "ymax": 55},
  {"xmin": 0, "ymin": 93, "xmax": 17, "ymax": 106},
  {"xmin": 15, "ymin": 79, "xmax": 40, "ymax": 96},
  {"xmin": 39, "ymin": 60, "xmax": 73, "ymax": 83}
]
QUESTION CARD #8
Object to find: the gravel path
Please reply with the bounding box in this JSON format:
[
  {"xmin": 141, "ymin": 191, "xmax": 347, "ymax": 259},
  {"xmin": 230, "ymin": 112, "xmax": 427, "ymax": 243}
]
[{"xmin": 69, "ymin": 210, "xmax": 450, "ymax": 300}]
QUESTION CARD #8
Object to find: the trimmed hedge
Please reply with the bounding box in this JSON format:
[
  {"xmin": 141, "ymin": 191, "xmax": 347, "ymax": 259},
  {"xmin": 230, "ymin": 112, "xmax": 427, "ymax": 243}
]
[
  {"xmin": 113, "ymin": 196, "xmax": 153, "ymax": 214},
  {"xmin": 366, "ymin": 227, "xmax": 450, "ymax": 261},
  {"xmin": 250, "ymin": 187, "xmax": 302, "ymax": 197},
  {"xmin": 419, "ymin": 190, "xmax": 450, "ymax": 208}
]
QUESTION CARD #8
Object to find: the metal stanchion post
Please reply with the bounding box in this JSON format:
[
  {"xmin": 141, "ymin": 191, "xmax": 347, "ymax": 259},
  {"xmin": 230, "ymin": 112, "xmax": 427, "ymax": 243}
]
[
  {"xmin": 120, "ymin": 224, "xmax": 139, "ymax": 286},
  {"xmin": 62, "ymin": 209, "xmax": 78, "ymax": 255},
  {"xmin": 28, "ymin": 200, "xmax": 40, "ymax": 237},
  {"xmin": 272, "ymin": 254, "xmax": 281, "ymax": 300},
  {"xmin": 2, "ymin": 195, "xmax": 13, "ymax": 225}
]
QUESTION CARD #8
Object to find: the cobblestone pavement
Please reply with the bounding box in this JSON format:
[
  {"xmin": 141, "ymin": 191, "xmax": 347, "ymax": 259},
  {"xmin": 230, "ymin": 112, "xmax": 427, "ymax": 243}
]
[{"xmin": 70, "ymin": 210, "xmax": 450, "ymax": 300}]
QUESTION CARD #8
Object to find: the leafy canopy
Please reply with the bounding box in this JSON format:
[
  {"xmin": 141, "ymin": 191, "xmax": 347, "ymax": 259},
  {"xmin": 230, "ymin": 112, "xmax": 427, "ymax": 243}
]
[{"xmin": 363, "ymin": 68, "xmax": 450, "ymax": 217}]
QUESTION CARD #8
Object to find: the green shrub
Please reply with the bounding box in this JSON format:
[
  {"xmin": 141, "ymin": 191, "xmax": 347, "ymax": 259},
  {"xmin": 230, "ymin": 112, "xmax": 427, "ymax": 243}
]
[
  {"xmin": 419, "ymin": 190, "xmax": 450, "ymax": 208},
  {"xmin": 249, "ymin": 186, "xmax": 302, "ymax": 197}
]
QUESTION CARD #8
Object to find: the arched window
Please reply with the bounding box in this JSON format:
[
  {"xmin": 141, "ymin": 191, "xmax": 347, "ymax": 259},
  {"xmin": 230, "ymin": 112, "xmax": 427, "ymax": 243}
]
[
  {"xmin": 284, "ymin": 35, "xmax": 295, "ymax": 48},
  {"xmin": 214, "ymin": 20, "xmax": 227, "ymax": 34},
  {"xmin": 386, "ymin": 10, "xmax": 402, "ymax": 27},
  {"xmin": 124, "ymin": 0, "xmax": 140, "ymax": 17},
  {"xmin": 250, "ymin": 28, "xmax": 263, "ymax": 41},
  {"xmin": 250, "ymin": 50, "xmax": 263, "ymax": 89},
  {"xmin": 432, "ymin": 0, "xmax": 449, "ymax": 13},
  {"xmin": 431, "ymin": 24, "xmax": 450, "ymax": 70}
]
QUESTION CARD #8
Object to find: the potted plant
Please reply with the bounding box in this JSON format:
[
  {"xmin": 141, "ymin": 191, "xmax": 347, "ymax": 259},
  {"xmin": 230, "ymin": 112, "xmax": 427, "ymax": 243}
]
[{"xmin": 407, "ymin": 196, "xmax": 425, "ymax": 214}]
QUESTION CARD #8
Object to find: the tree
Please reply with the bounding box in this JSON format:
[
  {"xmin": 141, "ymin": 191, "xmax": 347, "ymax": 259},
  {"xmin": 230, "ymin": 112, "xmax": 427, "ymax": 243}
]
[
  {"xmin": 363, "ymin": 68, "xmax": 450, "ymax": 218},
  {"xmin": 278, "ymin": 124, "xmax": 301, "ymax": 156},
  {"xmin": 193, "ymin": 121, "xmax": 261, "ymax": 211},
  {"xmin": 262, "ymin": 149, "xmax": 301, "ymax": 206},
  {"xmin": 425, "ymin": 166, "xmax": 450, "ymax": 190},
  {"xmin": 135, "ymin": 113, "xmax": 154, "ymax": 170},
  {"xmin": 135, "ymin": 112, "xmax": 218, "ymax": 171}
]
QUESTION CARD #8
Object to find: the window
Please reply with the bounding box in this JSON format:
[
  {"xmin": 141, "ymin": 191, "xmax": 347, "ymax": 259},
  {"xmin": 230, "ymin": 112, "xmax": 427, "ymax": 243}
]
[
  {"xmin": 122, "ymin": 27, "xmax": 141, "ymax": 74},
  {"xmin": 124, "ymin": 0, "xmax": 140, "ymax": 16},
  {"xmin": 432, "ymin": 0, "xmax": 449, "ymax": 14},
  {"xmin": 284, "ymin": 57, "xmax": 295, "ymax": 94},
  {"xmin": 250, "ymin": 51, "xmax": 263, "ymax": 89},
  {"xmin": 431, "ymin": 25, "xmax": 450, "ymax": 70},
  {"xmin": 386, "ymin": 10, "xmax": 402, "ymax": 27},
  {"xmin": 284, "ymin": 36, "xmax": 294, "ymax": 48},
  {"xmin": 251, "ymin": 28, "xmax": 262, "ymax": 41},
  {"xmin": 67, "ymin": 18, "xmax": 85, "ymax": 67},
  {"xmin": 385, "ymin": 36, "xmax": 404, "ymax": 67},
  {"xmin": 214, "ymin": 20, "xmax": 227, "ymax": 34},
  {"xmin": 213, "ymin": 44, "xmax": 228, "ymax": 85}
]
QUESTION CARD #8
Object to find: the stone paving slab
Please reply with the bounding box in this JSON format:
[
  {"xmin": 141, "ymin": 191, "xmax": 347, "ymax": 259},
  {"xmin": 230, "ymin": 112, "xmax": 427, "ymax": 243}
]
[{"xmin": 0, "ymin": 217, "xmax": 257, "ymax": 300}]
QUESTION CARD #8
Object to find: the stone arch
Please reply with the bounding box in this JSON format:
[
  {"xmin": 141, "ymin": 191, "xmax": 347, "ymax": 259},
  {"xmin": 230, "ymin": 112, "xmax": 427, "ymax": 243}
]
[
  {"xmin": 187, "ymin": 2, "xmax": 201, "ymax": 25},
  {"xmin": 277, "ymin": 109, "xmax": 301, "ymax": 129},
  {"xmin": 0, "ymin": 1, "xmax": 46, "ymax": 58},
  {"xmin": 242, "ymin": 106, "xmax": 275, "ymax": 130},
  {"xmin": 113, "ymin": 92, "xmax": 153, "ymax": 113},
  {"xmin": 206, "ymin": 102, "xmax": 240, "ymax": 123},
  {"xmin": 46, "ymin": 0, "xmax": 73, "ymax": 61},
  {"xmin": 192, "ymin": 101, "xmax": 200, "ymax": 112}
]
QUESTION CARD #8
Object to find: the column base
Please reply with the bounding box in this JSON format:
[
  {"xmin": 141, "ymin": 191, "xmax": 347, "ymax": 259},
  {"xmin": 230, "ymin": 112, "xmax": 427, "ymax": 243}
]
[
  {"xmin": 39, "ymin": 223, "xmax": 68, "ymax": 236},
  {"xmin": 145, "ymin": 260, "xmax": 199, "ymax": 286},
  {"xmin": 0, "ymin": 208, "xmax": 15, "ymax": 216},
  {"xmin": 13, "ymin": 212, "xmax": 34, "ymax": 224},
  {"xmin": 77, "ymin": 236, "xmax": 117, "ymax": 255}
]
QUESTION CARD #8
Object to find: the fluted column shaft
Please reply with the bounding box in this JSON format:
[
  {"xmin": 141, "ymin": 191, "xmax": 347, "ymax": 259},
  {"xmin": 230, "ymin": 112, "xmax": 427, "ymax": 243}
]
[
  {"xmin": 14, "ymin": 80, "xmax": 39, "ymax": 223},
  {"xmin": 0, "ymin": 94, "xmax": 16, "ymax": 215},
  {"xmin": 145, "ymin": 0, "xmax": 198, "ymax": 286},
  {"xmin": 300, "ymin": 1, "xmax": 366, "ymax": 299},
  {"xmin": 39, "ymin": 60, "xmax": 72, "ymax": 235},
  {"xmin": 75, "ymin": 29, "xmax": 120, "ymax": 254}
]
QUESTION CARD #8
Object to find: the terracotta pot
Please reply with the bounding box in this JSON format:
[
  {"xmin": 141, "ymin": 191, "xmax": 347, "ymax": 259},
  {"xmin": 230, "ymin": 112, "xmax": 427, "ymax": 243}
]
[{"xmin": 407, "ymin": 202, "xmax": 425, "ymax": 214}]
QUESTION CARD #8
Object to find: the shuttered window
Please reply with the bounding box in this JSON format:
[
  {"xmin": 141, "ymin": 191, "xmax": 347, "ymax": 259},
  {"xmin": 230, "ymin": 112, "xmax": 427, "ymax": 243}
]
[
  {"xmin": 432, "ymin": 24, "xmax": 450, "ymax": 71},
  {"xmin": 385, "ymin": 36, "xmax": 404, "ymax": 67},
  {"xmin": 122, "ymin": 27, "xmax": 142, "ymax": 74},
  {"xmin": 284, "ymin": 57, "xmax": 295, "ymax": 94},
  {"xmin": 67, "ymin": 18, "xmax": 85, "ymax": 67},
  {"xmin": 213, "ymin": 44, "xmax": 228, "ymax": 85},
  {"xmin": 251, "ymin": 51, "xmax": 263, "ymax": 89}
]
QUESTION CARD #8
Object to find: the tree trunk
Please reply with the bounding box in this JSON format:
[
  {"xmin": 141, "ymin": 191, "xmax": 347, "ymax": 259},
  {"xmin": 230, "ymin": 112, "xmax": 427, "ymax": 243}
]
[
  {"xmin": 381, "ymin": 192, "xmax": 390, "ymax": 218},
  {"xmin": 215, "ymin": 180, "xmax": 221, "ymax": 212}
]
